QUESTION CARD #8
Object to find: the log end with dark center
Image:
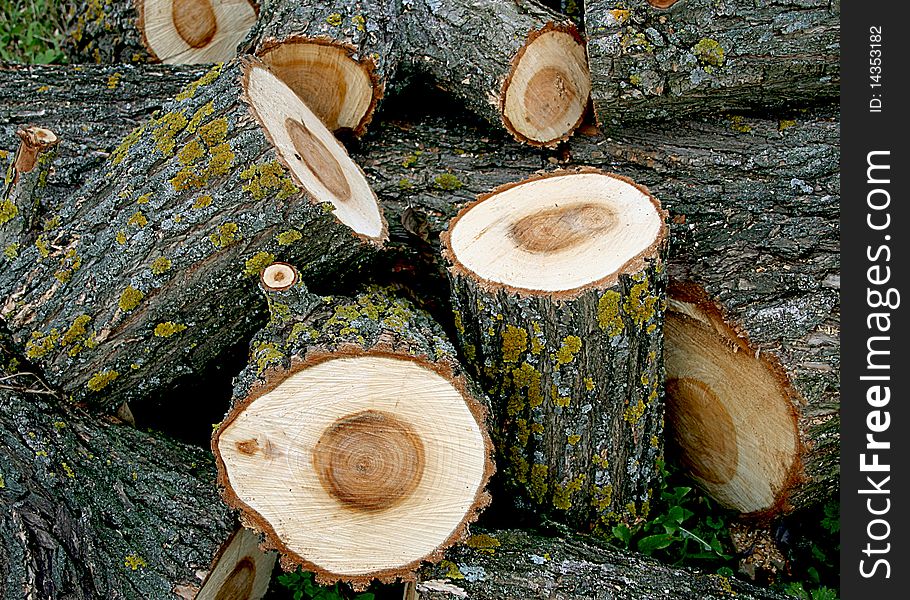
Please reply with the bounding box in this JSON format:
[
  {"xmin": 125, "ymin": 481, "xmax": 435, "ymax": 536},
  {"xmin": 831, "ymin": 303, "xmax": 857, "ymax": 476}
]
[
  {"xmin": 138, "ymin": 0, "xmax": 258, "ymax": 64},
  {"xmin": 313, "ymin": 410, "xmax": 425, "ymax": 513},
  {"xmin": 261, "ymin": 263, "xmax": 298, "ymax": 291},
  {"xmin": 257, "ymin": 40, "xmax": 378, "ymax": 136},
  {"xmin": 284, "ymin": 117, "xmax": 352, "ymax": 201},
  {"xmin": 510, "ymin": 203, "xmax": 616, "ymax": 254},
  {"xmin": 502, "ymin": 26, "xmax": 591, "ymax": 146}
]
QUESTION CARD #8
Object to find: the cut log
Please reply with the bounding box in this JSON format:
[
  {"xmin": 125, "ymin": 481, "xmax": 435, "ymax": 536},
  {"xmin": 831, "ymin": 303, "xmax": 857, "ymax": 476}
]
[
  {"xmin": 401, "ymin": 0, "xmax": 590, "ymax": 147},
  {"xmin": 0, "ymin": 58, "xmax": 387, "ymax": 413},
  {"xmin": 63, "ymin": 0, "xmax": 258, "ymax": 64},
  {"xmin": 239, "ymin": 0, "xmax": 400, "ymax": 137},
  {"xmin": 0, "ymin": 327, "xmax": 277, "ymax": 599},
  {"xmin": 1, "ymin": 126, "xmax": 59, "ymax": 252},
  {"xmin": 441, "ymin": 169, "xmax": 668, "ymax": 532},
  {"xmin": 213, "ymin": 265, "xmax": 494, "ymax": 589},
  {"xmin": 584, "ymin": 0, "xmax": 840, "ymax": 127},
  {"xmin": 416, "ymin": 528, "xmax": 790, "ymax": 600}
]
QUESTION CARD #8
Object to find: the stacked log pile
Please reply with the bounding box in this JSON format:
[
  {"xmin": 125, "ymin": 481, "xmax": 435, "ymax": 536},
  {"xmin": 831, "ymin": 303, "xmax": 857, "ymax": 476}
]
[{"xmin": 1, "ymin": 0, "xmax": 839, "ymax": 597}]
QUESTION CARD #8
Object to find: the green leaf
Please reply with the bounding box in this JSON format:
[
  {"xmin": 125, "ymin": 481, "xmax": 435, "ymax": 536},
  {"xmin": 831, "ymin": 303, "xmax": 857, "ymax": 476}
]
[
  {"xmin": 637, "ymin": 533, "xmax": 675, "ymax": 554},
  {"xmin": 612, "ymin": 524, "xmax": 632, "ymax": 546}
]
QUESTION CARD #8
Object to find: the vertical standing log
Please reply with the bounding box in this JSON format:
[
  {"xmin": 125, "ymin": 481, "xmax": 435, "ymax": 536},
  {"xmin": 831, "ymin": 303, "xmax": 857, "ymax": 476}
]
[
  {"xmin": 239, "ymin": 0, "xmax": 400, "ymax": 137},
  {"xmin": 584, "ymin": 0, "xmax": 839, "ymax": 127},
  {"xmin": 0, "ymin": 58, "xmax": 387, "ymax": 412},
  {"xmin": 402, "ymin": 0, "xmax": 591, "ymax": 147},
  {"xmin": 64, "ymin": 0, "xmax": 259, "ymax": 64},
  {"xmin": 1, "ymin": 127, "xmax": 59, "ymax": 252},
  {"xmin": 213, "ymin": 264, "xmax": 494, "ymax": 588},
  {"xmin": 441, "ymin": 169, "xmax": 669, "ymax": 532}
]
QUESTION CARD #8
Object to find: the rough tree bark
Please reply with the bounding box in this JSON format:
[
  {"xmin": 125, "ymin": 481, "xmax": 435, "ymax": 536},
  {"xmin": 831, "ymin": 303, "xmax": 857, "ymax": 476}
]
[
  {"xmin": 0, "ymin": 59, "xmax": 387, "ymax": 413},
  {"xmin": 584, "ymin": 0, "xmax": 840, "ymax": 128},
  {"xmin": 213, "ymin": 266, "xmax": 493, "ymax": 588},
  {"xmin": 0, "ymin": 327, "xmax": 276, "ymax": 600},
  {"xmin": 400, "ymin": 0, "xmax": 591, "ymax": 147},
  {"xmin": 238, "ymin": 0, "xmax": 401, "ymax": 137},
  {"xmin": 63, "ymin": 0, "xmax": 258, "ymax": 64},
  {"xmin": 440, "ymin": 170, "xmax": 669, "ymax": 533},
  {"xmin": 415, "ymin": 528, "xmax": 790, "ymax": 600}
]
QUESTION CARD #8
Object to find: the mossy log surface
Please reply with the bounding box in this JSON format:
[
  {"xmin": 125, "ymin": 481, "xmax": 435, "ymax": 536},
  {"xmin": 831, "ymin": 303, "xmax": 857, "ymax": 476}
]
[
  {"xmin": 62, "ymin": 1, "xmax": 151, "ymax": 64},
  {"xmin": 238, "ymin": 0, "xmax": 401, "ymax": 136},
  {"xmin": 442, "ymin": 207, "xmax": 668, "ymax": 532},
  {"xmin": 416, "ymin": 528, "xmax": 790, "ymax": 600},
  {"xmin": 0, "ymin": 60, "xmax": 380, "ymax": 412},
  {"xmin": 584, "ymin": 0, "xmax": 839, "ymax": 128},
  {"xmin": 0, "ymin": 328, "xmax": 236, "ymax": 600}
]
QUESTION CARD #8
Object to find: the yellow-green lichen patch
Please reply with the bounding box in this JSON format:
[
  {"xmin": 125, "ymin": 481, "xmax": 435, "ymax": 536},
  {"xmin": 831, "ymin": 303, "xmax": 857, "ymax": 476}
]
[
  {"xmin": 192, "ymin": 194, "xmax": 213, "ymax": 209},
  {"xmin": 593, "ymin": 484, "xmax": 613, "ymax": 511},
  {"xmin": 398, "ymin": 178, "xmax": 413, "ymax": 190},
  {"xmin": 111, "ymin": 125, "xmax": 144, "ymax": 166},
  {"xmin": 778, "ymin": 119, "xmax": 797, "ymax": 132},
  {"xmin": 115, "ymin": 230, "xmax": 127, "ymax": 245},
  {"xmin": 198, "ymin": 117, "xmax": 228, "ymax": 147},
  {"xmin": 106, "ymin": 72, "xmax": 122, "ymax": 89},
  {"xmin": 511, "ymin": 362, "xmax": 543, "ymax": 408},
  {"xmin": 244, "ymin": 251, "xmax": 275, "ymax": 276},
  {"xmin": 531, "ymin": 422, "xmax": 545, "ymax": 435},
  {"xmin": 3, "ymin": 243, "xmax": 19, "ymax": 259},
  {"xmin": 135, "ymin": 193, "xmax": 151, "ymax": 205},
  {"xmin": 401, "ymin": 151, "xmax": 421, "ymax": 167},
  {"xmin": 123, "ymin": 553, "xmax": 147, "ymax": 571},
  {"xmin": 464, "ymin": 343, "xmax": 476, "ymax": 361},
  {"xmin": 25, "ymin": 329, "xmax": 59, "ymax": 359},
  {"xmin": 54, "ymin": 249, "xmax": 82, "ymax": 283},
  {"xmin": 240, "ymin": 161, "xmax": 299, "ymax": 201},
  {"xmin": 150, "ymin": 257, "xmax": 172, "ymax": 275},
  {"xmin": 434, "ymin": 173, "xmax": 463, "ymax": 191},
  {"xmin": 35, "ymin": 236, "xmax": 50, "ymax": 258},
  {"xmin": 529, "ymin": 463, "xmax": 549, "ymax": 503},
  {"xmin": 441, "ymin": 560, "xmax": 464, "ymax": 580},
  {"xmin": 650, "ymin": 435, "xmax": 660, "ymax": 448},
  {"xmin": 728, "ymin": 115, "xmax": 752, "ymax": 133},
  {"xmin": 554, "ymin": 395, "xmax": 571, "ymax": 408},
  {"xmin": 326, "ymin": 12, "xmax": 343, "ymax": 26},
  {"xmin": 61, "ymin": 462, "xmax": 75, "ymax": 478},
  {"xmin": 154, "ymin": 322, "xmax": 187, "ymax": 337},
  {"xmin": 276, "ymin": 229, "xmax": 302, "ymax": 246},
  {"xmin": 597, "ymin": 290, "xmax": 624, "ymax": 336},
  {"xmin": 127, "ymin": 211, "xmax": 147, "ymax": 228},
  {"xmin": 553, "ymin": 474, "xmax": 585, "ymax": 510},
  {"xmin": 118, "ymin": 286, "xmax": 144, "ymax": 312},
  {"xmin": 150, "ymin": 110, "xmax": 188, "ymax": 156},
  {"xmin": 0, "ymin": 198, "xmax": 18, "ymax": 225},
  {"xmin": 61, "ymin": 315, "xmax": 91, "ymax": 346},
  {"xmin": 176, "ymin": 63, "xmax": 223, "ymax": 101},
  {"xmin": 252, "ymin": 341, "xmax": 284, "ymax": 374},
  {"xmin": 210, "ymin": 222, "xmax": 240, "ymax": 248},
  {"xmin": 530, "ymin": 322, "xmax": 544, "ymax": 354},
  {"xmin": 624, "ymin": 398, "xmax": 647, "ymax": 423},
  {"xmin": 466, "ymin": 534, "xmax": 500, "ymax": 554},
  {"xmin": 501, "ymin": 325, "xmax": 527, "ymax": 363},
  {"xmin": 287, "ymin": 322, "xmax": 319, "ymax": 344},
  {"xmin": 178, "ymin": 139, "xmax": 205, "ymax": 165},
  {"xmin": 555, "ymin": 335, "xmax": 582, "ymax": 365},
  {"xmin": 584, "ymin": 377, "xmax": 595, "ymax": 391},
  {"xmin": 186, "ymin": 101, "xmax": 214, "ymax": 134},
  {"xmin": 624, "ymin": 279, "xmax": 658, "ymax": 327},
  {"xmin": 692, "ymin": 38, "xmax": 725, "ymax": 68},
  {"xmin": 453, "ymin": 310, "xmax": 465, "ymax": 334},
  {"xmin": 567, "ymin": 434, "xmax": 581, "ymax": 445},
  {"xmin": 87, "ymin": 369, "xmax": 119, "ymax": 392},
  {"xmin": 351, "ymin": 15, "xmax": 366, "ymax": 31}
]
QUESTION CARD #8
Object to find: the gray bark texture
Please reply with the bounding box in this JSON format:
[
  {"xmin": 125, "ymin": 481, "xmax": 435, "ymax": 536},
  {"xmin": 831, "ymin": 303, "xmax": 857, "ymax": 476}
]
[
  {"xmin": 0, "ymin": 59, "xmax": 381, "ymax": 413},
  {"xmin": 238, "ymin": 0, "xmax": 401, "ymax": 136},
  {"xmin": 416, "ymin": 528, "xmax": 790, "ymax": 600},
  {"xmin": 62, "ymin": 1, "xmax": 151, "ymax": 64},
  {"xmin": 584, "ymin": 0, "xmax": 840, "ymax": 128},
  {"xmin": 441, "ymin": 197, "xmax": 668, "ymax": 533},
  {"xmin": 0, "ymin": 326, "xmax": 236, "ymax": 600},
  {"xmin": 400, "ymin": 0, "xmax": 583, "ymax": 146}
]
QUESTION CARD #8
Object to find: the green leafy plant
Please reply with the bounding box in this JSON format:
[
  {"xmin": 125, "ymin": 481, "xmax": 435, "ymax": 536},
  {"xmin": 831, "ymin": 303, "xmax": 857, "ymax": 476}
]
[
  {"xmin": 276, "ymin": 569, "xmax": 376, "ymax": 600},
  {"xmin": 606, "ymin": 460, "xmax": 736, "ymax": 571},
  {"xmin": 0, "ymin": 0, "xmax": 68, "ymax": 64}
]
